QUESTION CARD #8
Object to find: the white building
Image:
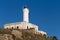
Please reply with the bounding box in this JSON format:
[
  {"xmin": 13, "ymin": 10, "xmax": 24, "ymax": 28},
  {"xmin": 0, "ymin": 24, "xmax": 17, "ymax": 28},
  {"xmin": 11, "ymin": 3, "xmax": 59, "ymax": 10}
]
[{"xmin": 4, "ymin": 6, "xmax": 47, "ymax": 35}]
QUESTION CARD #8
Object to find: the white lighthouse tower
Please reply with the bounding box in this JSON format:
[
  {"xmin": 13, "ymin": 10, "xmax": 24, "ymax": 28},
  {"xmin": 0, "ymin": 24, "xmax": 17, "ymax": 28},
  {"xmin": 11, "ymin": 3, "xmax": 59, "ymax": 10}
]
[{"xmin": 23, "ymin": 6, "xmax": 29, "ymax": 22}]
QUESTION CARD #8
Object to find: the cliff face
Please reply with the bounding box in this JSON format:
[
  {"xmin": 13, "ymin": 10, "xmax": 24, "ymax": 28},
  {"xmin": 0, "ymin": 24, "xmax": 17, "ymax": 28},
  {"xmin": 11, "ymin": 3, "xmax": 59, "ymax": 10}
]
[{"xmin": 0, "ymin": 29, "xmax": 57, "ymax": 40}]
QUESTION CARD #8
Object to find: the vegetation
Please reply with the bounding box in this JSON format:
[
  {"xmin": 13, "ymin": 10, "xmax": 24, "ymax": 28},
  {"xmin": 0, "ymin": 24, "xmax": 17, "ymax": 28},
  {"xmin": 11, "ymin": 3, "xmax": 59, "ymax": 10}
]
[
  {"xmin": 0, "ymin": 29, "xmax": 12, "ymax": 34},
  {"xmin": 0, "ymin": 28, "xmax": 57, "ymax": 40},
  {"xmin": 21, "ymin": 30, "xmax": 57, "ymax": 40}
]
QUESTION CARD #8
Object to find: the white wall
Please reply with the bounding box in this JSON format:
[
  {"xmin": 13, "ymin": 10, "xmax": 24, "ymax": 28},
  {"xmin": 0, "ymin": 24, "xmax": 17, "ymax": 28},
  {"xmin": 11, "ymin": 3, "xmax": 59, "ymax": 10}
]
[{"xmin": 4, "ymin": 22, "xmax": 38, "ymax": 31}]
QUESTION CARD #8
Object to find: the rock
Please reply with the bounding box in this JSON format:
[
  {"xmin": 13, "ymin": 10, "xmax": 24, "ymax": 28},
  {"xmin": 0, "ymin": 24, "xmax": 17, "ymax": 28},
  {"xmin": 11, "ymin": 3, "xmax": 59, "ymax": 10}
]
[
  {"xmin": 0, "ymin": 34, "xmax": 13, "ymax": 40},
  {"xmin": 11, "ymin": 30, "xmax": 22, "ymax": 38}
]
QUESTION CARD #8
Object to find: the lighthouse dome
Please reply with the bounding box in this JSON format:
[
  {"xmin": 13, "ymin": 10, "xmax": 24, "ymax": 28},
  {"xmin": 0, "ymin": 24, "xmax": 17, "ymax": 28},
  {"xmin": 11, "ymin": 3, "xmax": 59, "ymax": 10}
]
[{"xmin": 24, "ymin": 5, "xmax": 28, "ymax": 8}]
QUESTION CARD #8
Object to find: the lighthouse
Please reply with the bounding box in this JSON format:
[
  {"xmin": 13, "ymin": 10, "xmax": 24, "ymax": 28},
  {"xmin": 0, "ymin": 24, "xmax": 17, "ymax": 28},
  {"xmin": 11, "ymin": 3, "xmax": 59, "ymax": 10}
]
[
  {"xmin": 4, "ymin": 5, "xmax": 47, "ymax": 35},
  {"xmin": 23, "ymin": 6, "xmax": 29, "ymax": 22}
]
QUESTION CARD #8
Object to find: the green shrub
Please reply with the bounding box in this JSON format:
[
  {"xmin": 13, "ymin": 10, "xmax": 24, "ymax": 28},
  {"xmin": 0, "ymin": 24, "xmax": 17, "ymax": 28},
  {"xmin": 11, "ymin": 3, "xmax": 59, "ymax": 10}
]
[{"xmin": 0, "ymin": 29, "xmax": 11, "ymax": 34}]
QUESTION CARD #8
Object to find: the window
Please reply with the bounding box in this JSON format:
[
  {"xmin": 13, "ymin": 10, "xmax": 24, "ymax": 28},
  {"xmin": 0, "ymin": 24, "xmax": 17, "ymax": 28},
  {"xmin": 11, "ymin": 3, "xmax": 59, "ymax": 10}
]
[
  {"xmin": 7, "ymin": 28, "xmax": 8, "ymax": 29},
  {"xmin": 27, "ymin": 26, "xmax": 28, "ymax": 29},
  {"xmin": 17, "ymin": 26, "xmax": 19, "ymax": 29},
  {"xmin": 12, "ymin": 27, "xmax": 13, "ymax": 29}
]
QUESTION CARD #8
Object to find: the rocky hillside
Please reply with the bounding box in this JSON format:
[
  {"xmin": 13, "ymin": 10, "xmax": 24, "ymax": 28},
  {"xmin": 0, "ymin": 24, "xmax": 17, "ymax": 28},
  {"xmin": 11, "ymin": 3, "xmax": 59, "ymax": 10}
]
[{"xmin": 0, "ymin": 29, "xmax": 57, "ymax": 40}]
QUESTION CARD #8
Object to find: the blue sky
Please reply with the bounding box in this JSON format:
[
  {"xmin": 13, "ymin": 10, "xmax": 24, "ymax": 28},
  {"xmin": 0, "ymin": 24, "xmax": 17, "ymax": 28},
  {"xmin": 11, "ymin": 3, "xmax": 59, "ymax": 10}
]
[{"xmin": 0, "ymin": 0, "xmax": 60, "ymax": 39}]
